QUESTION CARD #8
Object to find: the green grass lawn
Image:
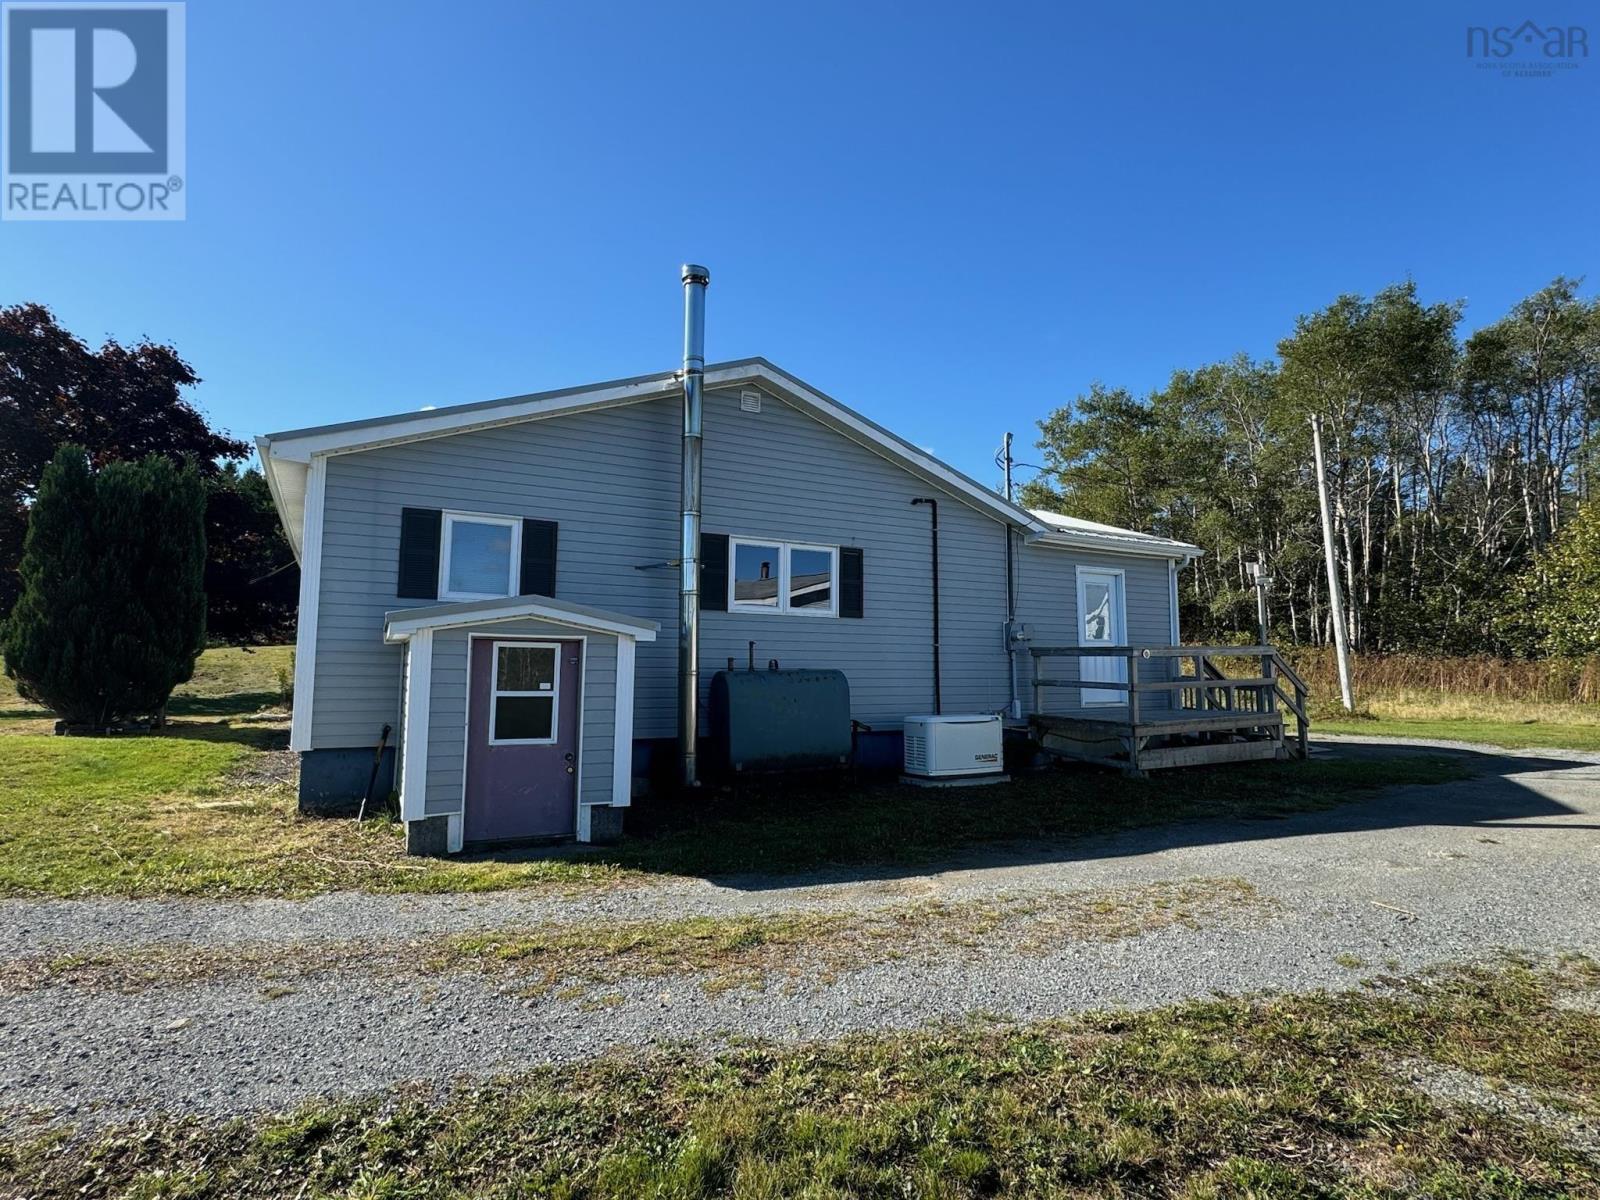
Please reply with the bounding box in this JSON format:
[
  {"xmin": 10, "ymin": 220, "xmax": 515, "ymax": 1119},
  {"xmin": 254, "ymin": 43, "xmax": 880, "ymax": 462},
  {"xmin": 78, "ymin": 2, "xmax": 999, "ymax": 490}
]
[
  {"xmin": 1315, "ymin": 713, "xmax": 1600, "ymax": 751},
  {"xmin": 0, "ymin": 644, "xmax": 1476, "ymax": 898},
  {"xmin": 9, "ymin": 959, "xmax": 1599, "ymax": 1198},
  {"xmin": 0, "ymin": 726, "xmax": 1469, "ymax": 898},
  {"xmin": 0, "ymin": 644, "xmax": 294, "ymax": 725}
]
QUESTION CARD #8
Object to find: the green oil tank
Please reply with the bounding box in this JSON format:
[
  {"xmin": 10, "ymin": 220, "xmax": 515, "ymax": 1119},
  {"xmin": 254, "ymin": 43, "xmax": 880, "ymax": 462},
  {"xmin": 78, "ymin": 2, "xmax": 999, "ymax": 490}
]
[{"xmin": 708, "ymin": 668, "xmax": 852, "ymax": 773}]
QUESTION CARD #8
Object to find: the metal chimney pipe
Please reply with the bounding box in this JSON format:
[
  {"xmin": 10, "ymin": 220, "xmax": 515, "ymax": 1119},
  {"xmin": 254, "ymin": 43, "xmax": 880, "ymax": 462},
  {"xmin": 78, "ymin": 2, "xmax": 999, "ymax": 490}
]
[{"xmin": 678, "ymin": 264, "xmax": 710, "ymax": 787}]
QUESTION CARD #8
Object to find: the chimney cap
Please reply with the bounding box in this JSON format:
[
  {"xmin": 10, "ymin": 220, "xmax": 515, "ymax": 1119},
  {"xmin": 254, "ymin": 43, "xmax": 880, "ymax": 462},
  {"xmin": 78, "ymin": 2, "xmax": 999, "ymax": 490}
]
[{"xmin": 681, "ymin": 264, "xmax": 710, "ymax": 285}]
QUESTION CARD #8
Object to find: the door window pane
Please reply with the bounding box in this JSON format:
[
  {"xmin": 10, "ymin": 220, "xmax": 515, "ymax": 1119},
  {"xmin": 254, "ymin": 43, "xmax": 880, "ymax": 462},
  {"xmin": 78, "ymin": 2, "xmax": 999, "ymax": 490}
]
[
  {"xmin": 732, "ymin": 543, "xmax": 781, "ymax": 608},
  {"xmin": 1083, "ymin": 582, "xmax": 1111, "ymax": 641},
  {"xmin": 493, "ymin": 695, "xmax": 554, "ymax": 741},
  {"xmin": 788, "ymin": 547, "xmax": 834, "ymax": 610},
  {"xmin": 447, "ymin": 519, "xmax": 514, "ymax": 596},
  {"xmin": 497, "ymin": 645, "xmax": 555, "ymax": 692}
]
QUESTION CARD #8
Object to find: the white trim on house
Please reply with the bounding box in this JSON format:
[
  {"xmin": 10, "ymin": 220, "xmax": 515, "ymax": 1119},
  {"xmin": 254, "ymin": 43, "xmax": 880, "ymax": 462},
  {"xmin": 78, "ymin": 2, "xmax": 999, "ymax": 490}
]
[
  {"xmin": 262, "ymin": 372, "xmax": 684, "ymax": 463},
  {"xmin": 288, "ymin": 454, "xmax": 327, "ymax": 751},
  {"xmin": 484, "ymin": 640, "xmax": 562, "ymax": 746},
  {"xmin": 737, "ymin": 361, "xmax": 1033, "ymax": 532},
  {"xmin": 398, "ymin": 626, "xmax": 433, "ymax": 821},
  {"xmin": 1075, "ymin": 565, "xmax": 1127, "ymax": 707},
  {"xmin": 384, "ymin": 595, "xmax": 659, "ymax": 643},
  {"xmin": 612, "ymin": 634, "xmax": 636, "ymax": 808},
  {"xmin": 258, "ymin": 358, "xmax": 1047, "ymax": 545},
  {"xmin": 1169, "ymin": 559, "xmax": 1181, "ymax": 645},
  {"xmin": 438, "ymin": 511, "xmax": 523, "ymax": 602}
]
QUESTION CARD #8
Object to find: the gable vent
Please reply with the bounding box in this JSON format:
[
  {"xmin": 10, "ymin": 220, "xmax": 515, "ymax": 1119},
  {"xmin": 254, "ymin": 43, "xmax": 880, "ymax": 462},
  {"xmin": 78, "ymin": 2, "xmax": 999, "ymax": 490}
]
[{"xmin": 739, "ymin": 389, "xmax": 762, "ymax": 414}]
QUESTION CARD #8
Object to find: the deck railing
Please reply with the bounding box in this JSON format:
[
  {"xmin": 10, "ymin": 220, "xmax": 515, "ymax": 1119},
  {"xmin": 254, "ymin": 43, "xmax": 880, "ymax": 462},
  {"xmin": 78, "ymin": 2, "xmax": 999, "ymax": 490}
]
[{"xmin": 1028, "ymin": 644, "xmax": 1309, "ymax": 759}]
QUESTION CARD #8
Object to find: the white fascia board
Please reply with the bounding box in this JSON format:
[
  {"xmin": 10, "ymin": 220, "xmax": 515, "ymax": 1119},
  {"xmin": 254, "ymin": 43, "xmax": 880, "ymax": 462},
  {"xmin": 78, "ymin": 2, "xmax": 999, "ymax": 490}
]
[
  {"xmin": 258, "ymin": 356, "xmax": 1049, "ymax": 551},
  {"xmin": 288, "ymin": 455, "xmax": 327, "ymax": 750},
  {"xmin": 257, "ymin": 437, "xmax": 307, "ymax": 562},
  {"xmin": 398, "ymin": 628, "xmax": 434, "ymax": 822},
  {"xmin": 262, "ymin": 375, "xmax": 683, "ymax": 464},
  {"xmin": 740, "ymin": 362, "xmax": 1042, "ymax": 532},
  {"xmin": 384, "ymin": 603, "xmax": 659, "ymax": 644},
  {"xmin": 611, "ymin": 633, "xmax": 636, "ymax": 808}
]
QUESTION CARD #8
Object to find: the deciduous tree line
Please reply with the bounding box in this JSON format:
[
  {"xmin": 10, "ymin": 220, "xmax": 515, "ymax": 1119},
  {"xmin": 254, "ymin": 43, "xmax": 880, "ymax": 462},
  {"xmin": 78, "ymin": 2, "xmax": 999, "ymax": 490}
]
[
  {"xmin": 1021, "ymin": 279, "xmax": 1600, "ymax": 656},
  {"xmin": 0, "ymin": 303, "xmax": 296, "ymax": 643}
]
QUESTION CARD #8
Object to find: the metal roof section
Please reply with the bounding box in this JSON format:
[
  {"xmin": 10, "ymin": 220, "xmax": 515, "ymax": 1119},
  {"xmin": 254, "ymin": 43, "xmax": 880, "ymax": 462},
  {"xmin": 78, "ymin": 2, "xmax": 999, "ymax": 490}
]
[{"xmin": 1026, "ymin": 508, "xmax": 1202, "ymax": 560}]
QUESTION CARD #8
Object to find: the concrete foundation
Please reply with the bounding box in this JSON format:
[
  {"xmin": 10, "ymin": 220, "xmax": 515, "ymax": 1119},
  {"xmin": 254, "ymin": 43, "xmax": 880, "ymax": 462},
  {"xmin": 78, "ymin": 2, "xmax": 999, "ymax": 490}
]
[
  {"xmin": 585, "ymin": 804, "xmax": 626, "ymax": 844},
  {"xmin": 405, "ymin": 815, "xmax": 450, "ymax": 856},
  {"xmin": 901, "ymin": 772, "xmax": 1011, "ymax": 789}
]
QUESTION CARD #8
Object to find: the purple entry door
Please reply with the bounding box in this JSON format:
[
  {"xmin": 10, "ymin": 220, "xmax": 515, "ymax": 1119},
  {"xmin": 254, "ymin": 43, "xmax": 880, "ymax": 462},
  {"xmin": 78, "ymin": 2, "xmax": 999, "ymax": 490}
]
[{"xmin": 463, "ymin": 638, "xmax": 581, "ymax": 842}]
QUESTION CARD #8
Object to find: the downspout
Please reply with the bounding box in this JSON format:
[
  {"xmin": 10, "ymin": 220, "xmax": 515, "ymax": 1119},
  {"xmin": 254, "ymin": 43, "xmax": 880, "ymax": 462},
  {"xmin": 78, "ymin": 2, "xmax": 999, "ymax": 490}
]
[
  {"xmin": 911, "ymin": 498, "xmax": 942, "ymax": 714},
  {"xmin": 1005, "ymin": 523, "xmax": 1019, "ymax": 719},
  {"xmin": 678, "ymin": 264, "xmax": 710, "ymax": 787}
]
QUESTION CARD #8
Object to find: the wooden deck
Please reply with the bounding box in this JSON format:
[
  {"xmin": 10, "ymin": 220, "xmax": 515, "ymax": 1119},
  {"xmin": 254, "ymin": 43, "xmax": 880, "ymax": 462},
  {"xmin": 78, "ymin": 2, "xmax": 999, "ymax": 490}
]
[{"xmin": 1027, "ymin": 644, "xmax": 1309, "ymax": 777}]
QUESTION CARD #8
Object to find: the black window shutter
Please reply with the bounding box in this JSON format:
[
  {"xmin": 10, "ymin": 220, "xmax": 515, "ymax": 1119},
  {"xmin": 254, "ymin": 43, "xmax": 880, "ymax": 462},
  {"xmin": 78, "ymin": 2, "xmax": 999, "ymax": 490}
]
[
  {"xmin": 520, "ymin": 519, "xmax": 559, "ymax": 596},
  {"xmin": 840, "ymin": 547, "xmax": 865, "ymax": 618},
  {"xmin": 701, "ymin": 532, "xmax": 729, "ymax": 611},
  {"xmin": 397, "ymin": 508, "xmax": 442, "ymax": 599}
]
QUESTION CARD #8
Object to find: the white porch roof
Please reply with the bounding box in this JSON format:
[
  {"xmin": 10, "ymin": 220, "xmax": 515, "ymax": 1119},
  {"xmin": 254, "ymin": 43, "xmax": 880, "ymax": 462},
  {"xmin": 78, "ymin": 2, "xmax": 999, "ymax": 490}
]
[{"xmin": 383, "ymin": 594, "xmax": 659, "ymax": 643}]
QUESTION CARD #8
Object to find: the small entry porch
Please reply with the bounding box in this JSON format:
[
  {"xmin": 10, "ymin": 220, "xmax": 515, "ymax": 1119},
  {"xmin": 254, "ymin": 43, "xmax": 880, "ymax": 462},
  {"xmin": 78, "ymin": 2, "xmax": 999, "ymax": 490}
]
[
  {"xmin": 1028, "ymin": 644, "xmax": 1310, "ymax": 777},
  {"xmin": 383, "ymin": 594, "xmax": 659, "ymax": 854}
]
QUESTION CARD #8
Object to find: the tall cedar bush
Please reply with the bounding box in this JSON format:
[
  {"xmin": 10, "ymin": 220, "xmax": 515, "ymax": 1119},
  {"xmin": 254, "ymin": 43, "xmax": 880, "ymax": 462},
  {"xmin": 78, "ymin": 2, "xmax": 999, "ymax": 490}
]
[
  {"xmin": 1501, "ymin": 499, "xmax": 1600, "ymax": 656},
  {"xmin": 1, "ymin": 446, "xmax": 206, "ymax": 726}
]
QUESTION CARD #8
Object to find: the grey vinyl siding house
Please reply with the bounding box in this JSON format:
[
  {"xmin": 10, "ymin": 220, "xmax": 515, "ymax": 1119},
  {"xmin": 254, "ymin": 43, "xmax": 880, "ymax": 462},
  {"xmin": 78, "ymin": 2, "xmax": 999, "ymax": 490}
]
[{"xmin": 261, "ymin": 358, "xmax": 1198, "ymax": 853}]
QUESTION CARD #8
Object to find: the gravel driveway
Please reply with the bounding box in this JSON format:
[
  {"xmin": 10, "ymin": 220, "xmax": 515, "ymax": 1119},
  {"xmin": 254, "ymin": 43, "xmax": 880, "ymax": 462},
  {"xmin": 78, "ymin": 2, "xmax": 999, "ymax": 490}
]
[{"xmin": 5, "ymin": 736, "xmax": 1600, "ymax": 1124}]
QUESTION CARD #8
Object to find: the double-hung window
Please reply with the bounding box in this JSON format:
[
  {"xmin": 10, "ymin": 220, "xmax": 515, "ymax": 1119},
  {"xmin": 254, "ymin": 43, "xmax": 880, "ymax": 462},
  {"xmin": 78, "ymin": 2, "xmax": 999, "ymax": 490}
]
[
  {"xmin": 439, "ymin": 512, "xmax": 521, "ymax": 601},
  {"xmin": 729, "ymin": 538, "xmax": 838, "ymax": 617},
  {"xmin": 489, "ymin": 641, "xmax": 559, "ymax": 744}
]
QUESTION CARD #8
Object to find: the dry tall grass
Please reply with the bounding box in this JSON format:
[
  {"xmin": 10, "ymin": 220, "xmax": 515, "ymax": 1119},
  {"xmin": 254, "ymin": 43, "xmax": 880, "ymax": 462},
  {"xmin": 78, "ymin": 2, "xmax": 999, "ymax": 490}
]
[{"xmin": 1284, "ymin": 647, "xmax": 1600, "ymax": 705}]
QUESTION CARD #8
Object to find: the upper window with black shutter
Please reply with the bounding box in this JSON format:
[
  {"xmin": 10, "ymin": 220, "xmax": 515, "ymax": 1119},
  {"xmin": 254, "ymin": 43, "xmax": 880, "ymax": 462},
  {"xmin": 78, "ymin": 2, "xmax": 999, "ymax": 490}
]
[
  {"xmin": 397, "ymin": 508, "xmax": 443, "ymax": 599},
  {"xmin": 439, "ymin": 512, "xmax": 521, "ymax": 601}
]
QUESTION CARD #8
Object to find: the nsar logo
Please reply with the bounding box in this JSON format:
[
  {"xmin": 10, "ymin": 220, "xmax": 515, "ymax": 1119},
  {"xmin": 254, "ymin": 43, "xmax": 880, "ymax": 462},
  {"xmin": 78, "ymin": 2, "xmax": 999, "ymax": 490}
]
[{"xmin": 1466, "ymin": 20, "xmax": 1588, "ymax": 78}]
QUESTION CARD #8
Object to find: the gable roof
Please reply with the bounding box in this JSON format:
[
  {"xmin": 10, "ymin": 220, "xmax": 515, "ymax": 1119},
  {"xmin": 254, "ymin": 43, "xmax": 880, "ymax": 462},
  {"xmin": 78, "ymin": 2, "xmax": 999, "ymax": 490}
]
[
  {"xmin": 383, "ymin": 594, "xmax": 659, "ymax": 643},
  {"xmin": 258, "ymin": 358, "xmax": 1198, "ymax": 562}
]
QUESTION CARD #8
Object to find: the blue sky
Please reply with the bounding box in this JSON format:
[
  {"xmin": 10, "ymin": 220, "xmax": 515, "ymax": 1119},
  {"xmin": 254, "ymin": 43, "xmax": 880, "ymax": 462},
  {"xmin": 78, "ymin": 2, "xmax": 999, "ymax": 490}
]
[{"xmin": 4, "ymin": 0, "xmax": 1596, "ymax": 489}]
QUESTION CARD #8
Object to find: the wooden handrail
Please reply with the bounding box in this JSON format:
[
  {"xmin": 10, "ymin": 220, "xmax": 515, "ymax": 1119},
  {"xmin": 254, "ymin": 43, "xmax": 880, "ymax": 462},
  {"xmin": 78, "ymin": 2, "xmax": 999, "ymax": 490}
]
[
  {"xmin": 1274, "ymin": 685, "xmax": 1307, "ymax": 721},
  {"xmin": 1028, "ymin": 640, "xmax": 1312, "ymax": 762},
  {"xmin": 1268, "ymin": 652, "xmax": 1309, "ymax": 695},
  {"xmin": 1029, "ymin": 644, "xmax": 1276, "ymax": 658}
]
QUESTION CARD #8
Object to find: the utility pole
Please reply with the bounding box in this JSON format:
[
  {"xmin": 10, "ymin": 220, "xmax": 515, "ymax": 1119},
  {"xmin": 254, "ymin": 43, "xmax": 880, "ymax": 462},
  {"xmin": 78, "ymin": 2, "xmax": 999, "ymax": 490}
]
[
  {"xmin": 1001, "ymin": 431, "xmax": 1020, "ymax": 718},
  {"xmin": 1310, "ymin": 415, "xmax": 1354, "ymax": 711}
]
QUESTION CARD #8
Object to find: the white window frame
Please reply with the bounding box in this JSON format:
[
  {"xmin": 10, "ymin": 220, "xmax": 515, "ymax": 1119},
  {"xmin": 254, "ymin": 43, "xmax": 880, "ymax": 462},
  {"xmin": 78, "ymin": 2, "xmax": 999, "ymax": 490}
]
[
  {"xmin": 439, "ymin": 511, "xmax": 522, "ymax": 602},
  {"xmin": 728, "ymin": 537, "xmax": 839, "ymax": 618},
  {"xmin": 487, "ymin": 639, "xmax": 561, "ymax": 746}
]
